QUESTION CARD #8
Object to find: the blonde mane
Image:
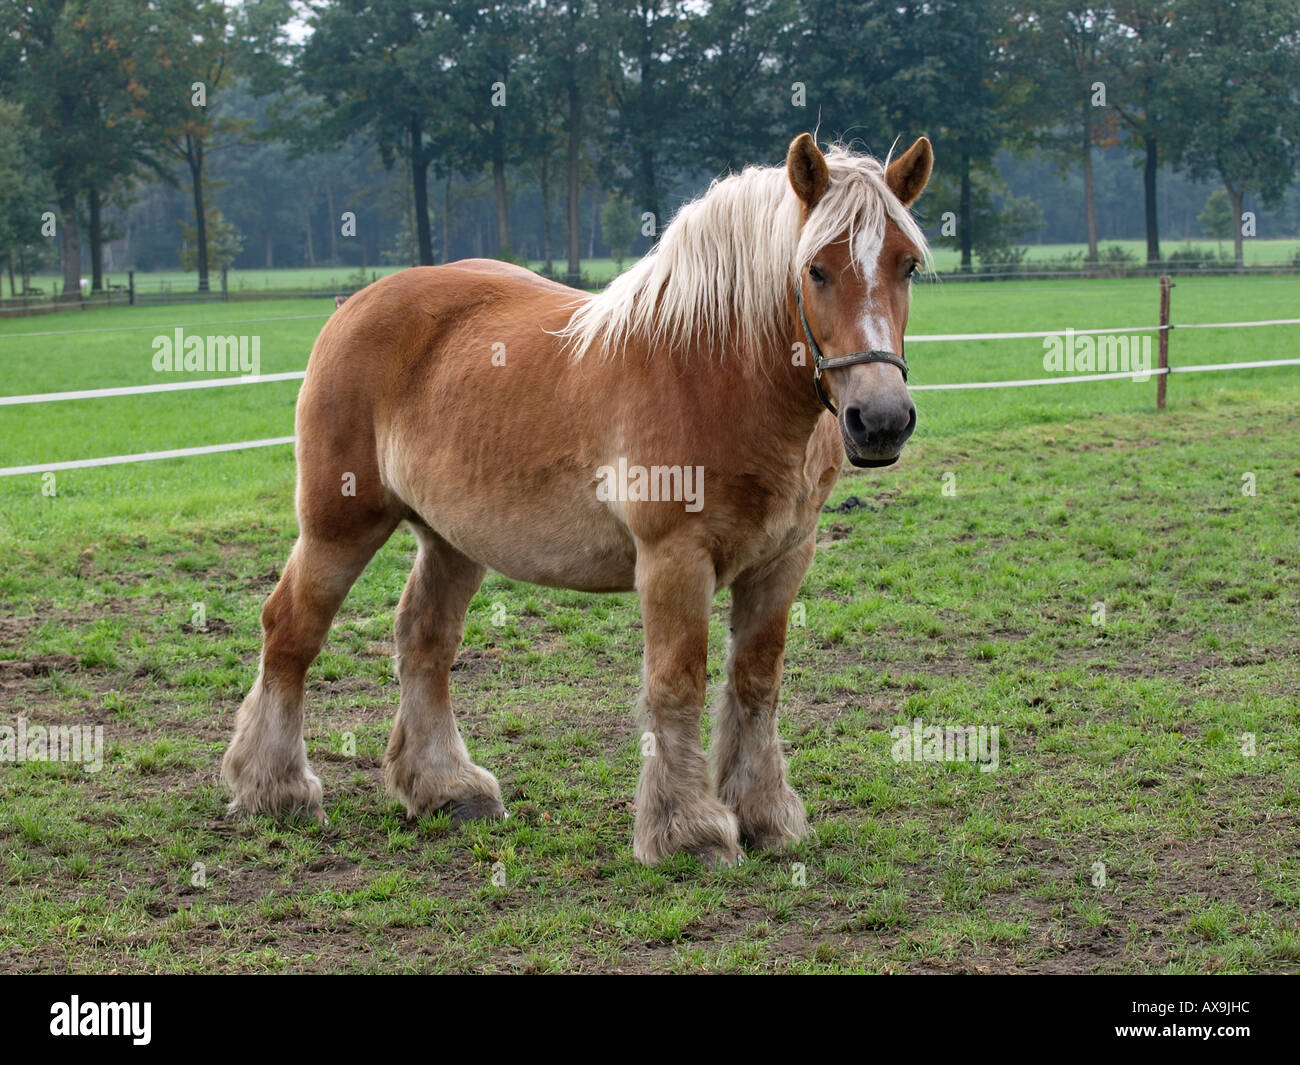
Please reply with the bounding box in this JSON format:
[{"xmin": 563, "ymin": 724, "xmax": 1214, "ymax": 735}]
[{"xmin": 561, "ymin": 143, "xmax": 930, "ymax": 363}]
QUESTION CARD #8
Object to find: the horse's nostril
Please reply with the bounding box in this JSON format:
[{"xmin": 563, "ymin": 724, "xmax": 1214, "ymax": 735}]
[
  {"xmin": 845, "ymin": 405, "xmax": 868, "ymax": 441},
  {"xmin": 905, "ymin": 405, "xmax": 917, "ymax": 435}
]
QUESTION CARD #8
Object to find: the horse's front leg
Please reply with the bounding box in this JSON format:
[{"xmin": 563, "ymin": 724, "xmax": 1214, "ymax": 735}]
[
  {"xmin": 714, "ymin": 538, "xmax": 813, "ymax": 851},
  {"xmin": 633, "ymin": 542, "xmax": 742, "ymax": 866}
]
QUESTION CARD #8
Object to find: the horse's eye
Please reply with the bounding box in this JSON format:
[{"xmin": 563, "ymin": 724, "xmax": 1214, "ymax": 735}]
[
  {"xmin": 905, "ymin": 259, "xmax": 919, "ymax": 279},
  {"xmin": 809, "ymin": 265, "xmax": 826, "ymax": 285}
]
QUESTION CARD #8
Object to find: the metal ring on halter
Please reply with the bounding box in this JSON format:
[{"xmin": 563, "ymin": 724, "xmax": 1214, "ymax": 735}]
[{"xmin": 795, "ymin": 287, "xmax": 908, "ymax": 416}]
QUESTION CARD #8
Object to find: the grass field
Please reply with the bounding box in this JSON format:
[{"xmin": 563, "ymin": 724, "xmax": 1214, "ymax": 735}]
[{"xmin": 1, "ymin": 274, "xmax": 1298, "ymax": 972}]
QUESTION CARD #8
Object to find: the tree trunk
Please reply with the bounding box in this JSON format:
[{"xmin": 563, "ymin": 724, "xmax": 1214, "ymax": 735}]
[
  {"xmin": 304, "ymin": 205, "xmax": 315, "ymax": 266},
  {"xmin": 1081, "ymin": 94, "xmax": 1098, "ymax": 264},
  {"xmin": 640, "ymin": 143, "xmax": 659, "ymax": 247},
  {"xmin": 7, "ymin": 252, "xmax": 15, "ymax": 299},
  {"xmin": 186, "ymin": 135, "xmax": 210, "ymax": 293},
  {"xmin": 637, "ymin": 15, "xmax": 660, "ymax": 240},
  {"xmin": 410, "ymin": 117, "xmax": 433, "ymax": 266},
  {"xmin": 265, "ymin": 230, "xmax": 273, "ymax": 268},
  {"xmin": 566, "ymin": 35, "xmax": 581, "ymax": 284},
  {"xmin": 326, "ymin": 179, "xmax": 339, "ymax": 264},
  {"xmin": 88, "ymin": 186, "xmax": 104, "ymax": 292},
  {"xmin": 443, "ymin": 170, "xmax": 453, "ymax": 264},
  {"xmin": 1229, "ymin": 185, "xmax": 1244, "ymax": 268},
  {"xmin": 58, "ymin": 190, "xmax": 81, "ymax": 300},
  {"xmin": 492, "ymin": 111, "xmax": 510, "ymax": 257},
  {"xmin": 959, "ymin": 151, "xmax": 972, "ymax": 272},
  {"xmin": 540, "ymin": 157, "xmax": 553, "ymax": 275},
  {"xmin": 1143, "ymin": 134, "xmax": 1160, "ymax": 265}
]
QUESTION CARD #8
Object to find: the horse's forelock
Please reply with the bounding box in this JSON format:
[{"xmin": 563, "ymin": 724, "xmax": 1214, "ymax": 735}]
[{"xmin": 798, "ymin": 147, "xmax": 933, "ymax": 283}]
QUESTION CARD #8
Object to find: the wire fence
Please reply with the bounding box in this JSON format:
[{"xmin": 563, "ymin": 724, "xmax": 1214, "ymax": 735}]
[{"xmin": 2, "ymin": 277, "xmax": 1297, "ymax": 477}]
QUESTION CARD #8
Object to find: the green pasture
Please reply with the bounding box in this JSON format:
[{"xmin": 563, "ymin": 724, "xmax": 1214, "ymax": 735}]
[{"xmin": 0, "ymin": 273, "xmax": 1297, "ymax": 973}]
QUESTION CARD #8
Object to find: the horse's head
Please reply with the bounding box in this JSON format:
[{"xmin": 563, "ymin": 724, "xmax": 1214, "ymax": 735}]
[{"xmin": 786, "ymin": 133, "xmax": 932, "ymax": 468}]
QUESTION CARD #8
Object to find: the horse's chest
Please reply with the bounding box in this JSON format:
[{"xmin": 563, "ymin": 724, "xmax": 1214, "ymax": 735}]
[{"xmin": 717, "ymin": 462, "xmax": 839, "ymax": 582}]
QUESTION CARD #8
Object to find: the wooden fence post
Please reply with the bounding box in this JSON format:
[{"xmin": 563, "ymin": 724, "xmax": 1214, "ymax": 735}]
[{"xmin": 1157, "ymin": 275, "xmax": 1172, "ymax": 410}]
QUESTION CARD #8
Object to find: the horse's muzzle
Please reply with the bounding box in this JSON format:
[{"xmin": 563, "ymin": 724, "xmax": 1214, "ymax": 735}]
[{"xmin": 839, "ymin": 396, "xmax": 916, "ymax": 468}]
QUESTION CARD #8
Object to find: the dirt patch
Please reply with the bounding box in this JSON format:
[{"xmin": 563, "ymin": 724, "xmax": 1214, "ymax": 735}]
[{"xmin": 0, "ymin": 653, "xmax": 78, "ymax": 683}]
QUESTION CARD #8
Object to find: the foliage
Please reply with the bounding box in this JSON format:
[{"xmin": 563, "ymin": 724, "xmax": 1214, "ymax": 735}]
[
  {"xmin": 180, "ymin": 208, "xmax": 244, "ymax": 273},
  {"xmin": 0, "ymin": 98, "xmax": 54, "ymax": 290},
  {"xmin": 1197, "ymin": 189, "xmax": 1235, "ymax": 250},
  {"xmin": 1, "ymin": 0, "xmax": 1299, "ymax": 281},
  {"xmin": 599, "ymin": 195, "xmax": 637, "ymax": 270}
]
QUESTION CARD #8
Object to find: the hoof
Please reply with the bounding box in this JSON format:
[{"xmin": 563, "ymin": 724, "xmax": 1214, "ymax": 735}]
[
  {"xmin": 725, "ymin": 784, "xmax": 808, "ymax": 853},
  {"xmin": 385, "ymin": 757, "xmax": 505, "ymax": 825},
  {"xmin": 633, "ymin": 797, "xmax": 742, "ymax": 867},
  {"xmin": 443, "ymin": 791, "xmax": 507, "ymax": 824},
  {"xmin": 225, "ymin": 795, "xmax": 327, "ymax": 826}
]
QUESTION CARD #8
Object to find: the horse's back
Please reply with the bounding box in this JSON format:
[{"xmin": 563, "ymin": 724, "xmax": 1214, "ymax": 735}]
[{"xmin": 305, "ymin": 262, "xmax": 582, "ymax": 397}]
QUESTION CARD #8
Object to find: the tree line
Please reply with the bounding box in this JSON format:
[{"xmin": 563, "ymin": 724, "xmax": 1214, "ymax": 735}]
[{"xmin": 1, "ymin": 0, "xmax": 1298, "ymax": 299}]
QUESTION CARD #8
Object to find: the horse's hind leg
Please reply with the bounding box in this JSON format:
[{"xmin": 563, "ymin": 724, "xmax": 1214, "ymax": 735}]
[
  {"xmin": 382, "ymin": 525, "xmax": 504, "ymax": 823},
  {"xmin": 713, "ymin": 539, "xmax": 813, "ymax": 851},
  {"xmin": 223, "ymin": 524, "xmax": 396, "ymax": 819}
]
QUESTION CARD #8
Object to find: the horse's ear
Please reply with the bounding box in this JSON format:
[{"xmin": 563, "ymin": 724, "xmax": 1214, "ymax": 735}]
[
  {"xmin": 787, "ymin": 133, "xmax": 829, "ymax": 210},
  {"xmin": 886, "ymin": 136, "xmax": 933, "ymax": 207}
]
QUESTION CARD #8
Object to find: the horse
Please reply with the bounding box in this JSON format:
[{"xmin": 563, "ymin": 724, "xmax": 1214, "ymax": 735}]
[{"xmin": 221, "ymin": 132, "xmax": 933, "ymax": 866}]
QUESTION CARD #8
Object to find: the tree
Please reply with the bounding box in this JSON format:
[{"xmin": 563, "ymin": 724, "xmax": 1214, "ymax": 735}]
[
  {"xmin": 553, "ymin": 0, "xmax": 599, "ymax": 283},
  {"xmin": 518, "ymin": 2, "xmax": 569, "ymax": 273},
  {"xmin": 599, "ymin": 193, "xmax": 637, "ymax": 269},
  {"xmin": 1172, "ymin": 0, "xmax": 1300, "ymax": 267},
  {"xmin": 148, "ymin": 1, "xmax": 245, "ymax": 293},
  {"xmin": 929, "ymin": 167, "xmax": 1044, "ymax": 268},
  {"xmin": 440, "ymin": 0, "xmax": 531, "ymax": 259},
  {"xmin": 913, "ymin": 0, "xmax": 1009, "ymax": 271},
  {"xmin": 601, "ymin": 0, "xmax": 691, "ymax": 235},
  {"xmin": 1004, "ymin": 2, "xmax": 1119, "ymax": 263},
  {"xmin": 1197, "ymin": 189, "xmax": 1234, "ymax": 257},
  {"xmin": 0, "ymin": 0, "xmax": 160, "ymax": 298},
  {"xmin": 72, "ymin": 1, "xmax": 170, "ymax": 292},
  {"xmin": 0, "ymin": 99, "xmax": 54, "ymax": 296},
  {"xmin": 180, "ymin": 206, "xmax": 243, "ymax": 273},
  {"xmin": 1106, "ymin": 2, "xmax": 1184, "ymax": 265},
  {"xmin": 295, "ymin": 0, "xmax": 454, "ymax": 266},
  {"xmin": 684, "ymin": 0, "xmax": 798, "ymax": 174}
]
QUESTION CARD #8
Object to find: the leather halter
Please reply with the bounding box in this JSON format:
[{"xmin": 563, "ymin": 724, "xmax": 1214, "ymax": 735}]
[{"xmin": 795, "ymin": 287, "xmax": 908, "ymax": 415}]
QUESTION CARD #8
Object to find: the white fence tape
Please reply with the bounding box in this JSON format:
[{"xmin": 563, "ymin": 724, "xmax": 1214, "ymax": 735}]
[
  {"xmin": 1169, "ymin": 357, "xmax": 1300, "ymax": 373},
  {"xmin": 0, "ymin": 371, "xmax": 305, "ymax": 407},
  {"xmin": 2, "ymin": 316, "xmax": 1297, "ymax": 478},
  {"xmin": 910, "ymin": 369, "xmax": 1161, "ymax": 390},
  {"xmin": 911, "ymin": 357, "xmax": 1300, "ymax": 391},
  {"xmin": 0, "ymin": 313, "xmax": 330, "ymax": 339},
  {"xmin": 906, "ymin": 317, "xmax": 1300, "ymax": 342},
  {"xmin": 0, "ymin": 436, "xmax": 296, "ymax": 478}
]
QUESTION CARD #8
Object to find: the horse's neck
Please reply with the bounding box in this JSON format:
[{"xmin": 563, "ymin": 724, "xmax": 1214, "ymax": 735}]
[{"xmin": 673, "ymin": 331, "xmax": 827, "ymax": 447}]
